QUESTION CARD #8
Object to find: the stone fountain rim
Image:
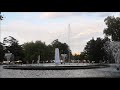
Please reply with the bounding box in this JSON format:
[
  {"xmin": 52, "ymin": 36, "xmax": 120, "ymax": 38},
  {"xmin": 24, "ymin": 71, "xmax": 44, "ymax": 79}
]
[{"xmin": 3, "ymin": 64, "xmax": 110, "ymax": 70}]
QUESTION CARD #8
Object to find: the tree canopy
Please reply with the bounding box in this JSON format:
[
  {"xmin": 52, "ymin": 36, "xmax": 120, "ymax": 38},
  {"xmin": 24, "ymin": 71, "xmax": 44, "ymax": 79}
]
[
  {"xmin": 0, "ymin": 14, "xmax": 3, "ymax": 20},
  {"xmin": 22, "ymin": 39, "xmax": 70, "ymax": 63},
  {"xmin": 3, "ymin": 36, "xmax": 24, "ymax": 61},
  {"xmin": 103, "ymin": 16, "xmax": 120, "ymax": 41},
  {"xmin": 84, "ymin": 37, "xmax": 110, "ymax": 63},
  {"xmin": 0, "ymin": 43, "xmax": 4, "ymax": 62}
]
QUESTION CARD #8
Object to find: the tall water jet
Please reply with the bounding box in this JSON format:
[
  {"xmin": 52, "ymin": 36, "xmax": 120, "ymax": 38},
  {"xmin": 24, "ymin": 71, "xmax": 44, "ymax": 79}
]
[
  {"xmin": 37, "ymin": 55, "xmax": 40, "ymax": 64},
  {"xmin": 55, "ymin": 48, "xmax": 61, "ymax": 65}
]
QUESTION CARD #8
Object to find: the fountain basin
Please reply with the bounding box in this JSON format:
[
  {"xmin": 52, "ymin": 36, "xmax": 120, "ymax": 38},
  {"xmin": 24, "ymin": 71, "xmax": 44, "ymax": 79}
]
[{"xmin": 3, "ymin": 64, "xmax": 110, "ymax": 70}]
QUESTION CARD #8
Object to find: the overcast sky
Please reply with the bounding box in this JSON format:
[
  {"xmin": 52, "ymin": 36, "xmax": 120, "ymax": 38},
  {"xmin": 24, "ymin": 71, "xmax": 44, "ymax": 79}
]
[{"xmin": 1, "ymin": 12, "xmax": 119, "ymax": 54}]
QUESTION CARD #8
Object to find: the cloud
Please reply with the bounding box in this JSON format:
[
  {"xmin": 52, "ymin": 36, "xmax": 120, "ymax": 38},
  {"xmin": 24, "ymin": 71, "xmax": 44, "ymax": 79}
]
[
  {"xmin": 95, "ymin": 12, "xmax": 119, "ymax": 18},
  {"xmin": 39, "ymin": 12, "xmax": 119, "ymax": 19},
  {"xmin": 1, "ymin": 19, "xmax": 68, "ymax": 45},
  {"xmin": 40, "ymin": 12, "xmax": 81, "ymax": 19},
  {"xmin": 1, "ymin": 12, "xmax": 111, "ymax": 54}
]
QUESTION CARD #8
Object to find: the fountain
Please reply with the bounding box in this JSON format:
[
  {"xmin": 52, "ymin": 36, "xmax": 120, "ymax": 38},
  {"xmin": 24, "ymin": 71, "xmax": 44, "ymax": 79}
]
[
  {"xmin": 61, "ymin": 54, "xmax": 67, "ymax": 64},
  {"xmin": 4, "ymin": 51, "xmax": 14, "ymax": 64},
  {"xmin": 37, "ymin": 55, "xmax": 40, "ymax": 64},
  {"xmin": 3, "ymin": 48, "xmax": 110, "ymax": 70},
  {"xmin": 4, "ymin": 51, "xmax": 12, "ymax": 61},
  {"xmin": 55, "ymin": 48, "xmax": 61, "ymax": 65},
  {"xmin": 104, "ymin": 41, "xmax": 120, "ymax": 70}
]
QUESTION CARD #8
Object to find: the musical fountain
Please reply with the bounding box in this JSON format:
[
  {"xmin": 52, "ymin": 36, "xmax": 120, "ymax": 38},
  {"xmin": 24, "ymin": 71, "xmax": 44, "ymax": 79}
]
[
  {"xmin": 3, "ymin": 47, "xmax": 109, "ymax": 70},
  {"xmin": 55, "ymin": 48, "xmax": 61, "ymax": 65}
]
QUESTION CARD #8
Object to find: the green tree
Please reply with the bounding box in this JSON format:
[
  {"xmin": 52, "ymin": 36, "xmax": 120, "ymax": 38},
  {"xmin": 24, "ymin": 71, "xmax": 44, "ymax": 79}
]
[
  {"xmin": 73, "ymin": 54, "xmax": 80, "ymax": 60},
  {"xmin": 22, "ymin": 39, "xmax": 71, "ymax": 63},
  {"xmin": 103, "ymin": 37, "xmax": 115, "ymax": 63},
  {"xmin": 84, "ymin": 38, "xmax": 96, "ymax": 62},
  {"xmin": 0, "ymin": 13, "xmax": 3, "ymax": 20},
  {"xmin": 22, "ymin": 40, "xmax": 48, "ymax": 63},
  {"xmin": 84, "ymin": 37, "xmax": 109, "ymax": 63},
  {"xmin": 3, "ymin": 36, "xmax": 24, "ymax": 61},
  {"xmin": 0, "ymin": 43, "xmax": 4, "ymax": 62},
  {"xmin": 22, "ymin": 42, "xmax": 34, "ymax": 63},
  {"xmin": 47, "ymin": 44, "xmax": 54, "ymax": 62},
  {"xmin": 79, "ymin": 52, "xmax": 87, "ymax": 60},
  {"xmin": 0, "ymin": 14, "xmax": 5, "ymax": 62},
  {"xmin": 103, "ymin": 16, "xmax": 120, "ymax": 41}
]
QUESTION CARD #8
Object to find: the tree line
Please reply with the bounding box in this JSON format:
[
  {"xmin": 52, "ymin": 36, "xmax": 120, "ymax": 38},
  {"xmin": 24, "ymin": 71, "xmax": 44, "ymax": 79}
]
[{"xmin": 0, "ymin": 38, "xmax": 72, "ymax": 63}]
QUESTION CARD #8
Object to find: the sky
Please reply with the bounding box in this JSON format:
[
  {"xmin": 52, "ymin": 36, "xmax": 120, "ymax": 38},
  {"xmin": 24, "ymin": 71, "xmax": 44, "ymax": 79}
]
[{"xmin": 0, "ymin": 12, "xmax": 119, "ymax": 55}]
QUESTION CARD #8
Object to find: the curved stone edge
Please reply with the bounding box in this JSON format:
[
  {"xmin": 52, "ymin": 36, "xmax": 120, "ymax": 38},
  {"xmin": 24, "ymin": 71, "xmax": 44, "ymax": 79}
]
[{"xmin": 3, "ymin": 64, "xmax": 110, "ymax": 70}]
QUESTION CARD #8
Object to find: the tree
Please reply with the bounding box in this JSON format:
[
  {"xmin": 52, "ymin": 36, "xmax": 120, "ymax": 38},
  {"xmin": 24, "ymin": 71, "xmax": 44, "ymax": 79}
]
[
  {"xmin": 73, "ymin": 54, "xmax": 80, "ymax": 60},
  {"xmin": 0, "ymin": 14, "xmax": 3, "ymax": 20},
  {"xmin": 3, "ymin": 36, "xmax": 24, "ymax": 61},
  {"xmin": 103, "ymin": 37, "xmax": 115, "ymax": 63},
  {"xmin": 84, "ymin": 38, "xmax": 96, "ymax": 62},
  {"xmin": 0, "ymin": 14, "xmax": 5, "ymax": 62},
  {"xmin": 0, "ymin": 43, "xmax": 4, "ymax": 62},
  {"xmin": 47, "ymin": 45, "xmax": 54, "ymax": 62},
  {"xmin": 22, "ymin": 40, "xmax": 48, "ymax": 63},
  {"xmin": 103, "ymin": 16, "xmax": 120, "ymax": 41},
  {"xmin": 3, "ymin": 36, "xmax": 18, "ymax": 46},
  {"xmin": 22, "ymin": 42, "xmax": 34, "ymax": 63},
  {"xmin": 84, "ymin": 37, "xmax": 109, "ymax": 63},
  {"xmin": 79, "ymin": 52, "xmax": 87, "ymax": 60}
]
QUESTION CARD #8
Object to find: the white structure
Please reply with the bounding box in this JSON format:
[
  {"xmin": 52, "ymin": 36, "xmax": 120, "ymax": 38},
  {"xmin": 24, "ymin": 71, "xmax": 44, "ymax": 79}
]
[
  {"xmin": 37, "ymin": 55, "xmax": 40, "ymax": 64},
  {"xmin": 4, "ymin": 52, "xmax": 13, "ymax": 61},
  {"xmin": 61, "ymin": 54, "xmax": 67, "ymax": 64},
  {"xmin": 55, "ymin": 48, "xmax": 61, "ymax": 65}
]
